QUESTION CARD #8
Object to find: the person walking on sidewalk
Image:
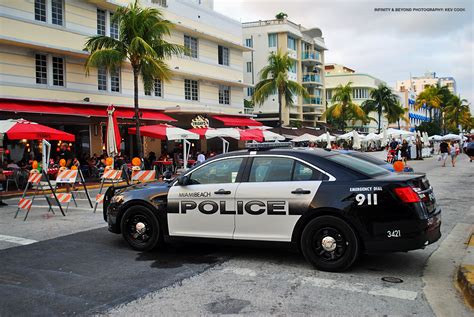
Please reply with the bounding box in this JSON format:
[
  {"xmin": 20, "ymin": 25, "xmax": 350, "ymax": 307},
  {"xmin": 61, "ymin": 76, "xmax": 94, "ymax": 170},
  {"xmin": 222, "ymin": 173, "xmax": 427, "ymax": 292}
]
[
  {"xmin": 450, "ymin": 141, "xmax": 459, "ymax": 167},
  {"xmin": 439, "ymin": 140, "xmax": 449, "ymax": 167}
]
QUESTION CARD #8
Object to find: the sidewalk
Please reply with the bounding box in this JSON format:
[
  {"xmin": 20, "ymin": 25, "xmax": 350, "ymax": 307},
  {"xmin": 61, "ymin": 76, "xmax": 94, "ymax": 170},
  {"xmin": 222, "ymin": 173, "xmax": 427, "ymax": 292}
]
[{"xmin": 457, "ymin": 232, "xmax": 474, "ymax": 308}]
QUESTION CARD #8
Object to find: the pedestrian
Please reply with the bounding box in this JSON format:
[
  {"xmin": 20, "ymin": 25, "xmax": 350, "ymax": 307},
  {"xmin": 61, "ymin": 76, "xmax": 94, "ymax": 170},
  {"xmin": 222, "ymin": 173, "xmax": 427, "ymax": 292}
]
[
  {"xmin": 450, "ymin": 141, "xmax": 458, "ymax": 167},
  {"xmin": 400, "ymin": 139, "xmax": 409, "ymax": 164},
  {"xmin": 416, "ymin": 135, "xmax": 423, "ymax": 160},
  {"xmin": 197, "ymin": 151, "xmax": 206, "ymax": 164},
  {"xmin": 0, "ymin": 167, "xmax": 7, "ymax": 207},
  {"xmin": 439, "ymin": 140, "xmax": 449, "ymax": 167},
  {"xmin": 58, "ymin": 143, "xmax": 74, "ymax": 168}
]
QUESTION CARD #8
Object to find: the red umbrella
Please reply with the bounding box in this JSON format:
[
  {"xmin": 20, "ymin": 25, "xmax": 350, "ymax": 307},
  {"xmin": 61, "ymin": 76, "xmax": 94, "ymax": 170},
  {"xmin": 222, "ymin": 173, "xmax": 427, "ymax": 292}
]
[{"xmin": 0, "ymin": 119, "xmax": 75, "ymax": 141}]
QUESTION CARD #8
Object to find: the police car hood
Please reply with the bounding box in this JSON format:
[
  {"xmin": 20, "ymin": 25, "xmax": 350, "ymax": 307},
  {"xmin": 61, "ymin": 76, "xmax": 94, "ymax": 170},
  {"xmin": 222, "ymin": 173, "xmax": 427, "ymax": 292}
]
[{"xmin": 119, "ymin": 181, "xmax": 171, "ymax": 198}]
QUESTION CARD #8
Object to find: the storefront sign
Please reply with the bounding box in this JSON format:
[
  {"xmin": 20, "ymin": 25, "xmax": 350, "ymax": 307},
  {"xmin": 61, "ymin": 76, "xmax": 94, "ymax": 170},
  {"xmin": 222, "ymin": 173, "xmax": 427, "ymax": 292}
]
[{"xmin": 191, "ymin": 115, "xmax": 209, "ymax": 129}]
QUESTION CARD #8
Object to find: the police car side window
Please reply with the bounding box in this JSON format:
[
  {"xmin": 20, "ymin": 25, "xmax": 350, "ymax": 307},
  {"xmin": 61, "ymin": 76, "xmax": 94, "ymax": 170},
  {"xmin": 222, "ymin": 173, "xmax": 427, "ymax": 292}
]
[
  {"xmin": 293, "ymin": 161, "xmax": 329, "ymax": 181},
  {"xmin": 249, "ymin": 157, "xmax": 293, "ymax": 182},
  {"xmin": 188, "ymin": 158, "xmax": 243, "ymax": 185}
]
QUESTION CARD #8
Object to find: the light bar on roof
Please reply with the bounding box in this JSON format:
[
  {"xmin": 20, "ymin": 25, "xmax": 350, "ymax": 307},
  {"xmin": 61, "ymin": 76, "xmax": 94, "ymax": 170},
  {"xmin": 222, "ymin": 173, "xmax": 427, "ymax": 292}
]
[{"xmin": 245, "ymin": 142, "xmax": 292, "ymax": 150}]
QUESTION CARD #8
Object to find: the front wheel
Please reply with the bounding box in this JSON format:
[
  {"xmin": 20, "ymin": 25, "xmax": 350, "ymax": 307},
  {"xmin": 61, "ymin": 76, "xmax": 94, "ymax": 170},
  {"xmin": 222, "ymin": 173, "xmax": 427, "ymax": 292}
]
[
  {"xmin": 121, "ymin": 206, "xmax": 161, "ymax": 251},
  {"xmin": 301, "ymin": 215, "xmax": 359, "ymax": 272}
]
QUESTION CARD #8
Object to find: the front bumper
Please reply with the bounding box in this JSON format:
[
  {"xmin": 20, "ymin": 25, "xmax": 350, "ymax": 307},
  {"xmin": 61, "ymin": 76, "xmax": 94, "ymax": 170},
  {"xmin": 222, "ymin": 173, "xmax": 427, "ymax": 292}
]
[{"xmin": 364, "ymin": 211, "xmax": 441, "ymax": 253}]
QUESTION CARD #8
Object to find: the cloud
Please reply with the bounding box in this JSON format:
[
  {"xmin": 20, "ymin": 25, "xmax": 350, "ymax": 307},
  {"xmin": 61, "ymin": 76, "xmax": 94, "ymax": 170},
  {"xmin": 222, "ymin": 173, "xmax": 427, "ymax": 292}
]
[{"xmin": 214, "ymin": 0, "xmax": 474, "ymax": 111}]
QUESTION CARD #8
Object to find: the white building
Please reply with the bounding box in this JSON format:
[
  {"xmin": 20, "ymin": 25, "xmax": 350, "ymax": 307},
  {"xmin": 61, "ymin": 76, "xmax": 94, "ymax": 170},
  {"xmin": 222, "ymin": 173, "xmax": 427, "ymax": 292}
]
[
  {"xmin": 325, "ymin": 64, "xmax": 387, "ymax": 133},
  {"xmin": 242, "ymin": 18, "xmax": 327, "ymax": 127}
]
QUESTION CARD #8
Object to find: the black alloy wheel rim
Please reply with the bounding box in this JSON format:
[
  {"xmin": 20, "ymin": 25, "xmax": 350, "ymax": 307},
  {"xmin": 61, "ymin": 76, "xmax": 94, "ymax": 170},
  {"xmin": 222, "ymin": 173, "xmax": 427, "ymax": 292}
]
[
  {"xmin": 313, "ymin": 227, "xmax": 347, "ymax": 262},
  {"xmin": 127, "ymin": 214, "xmax": 153, "ymax": 244}
]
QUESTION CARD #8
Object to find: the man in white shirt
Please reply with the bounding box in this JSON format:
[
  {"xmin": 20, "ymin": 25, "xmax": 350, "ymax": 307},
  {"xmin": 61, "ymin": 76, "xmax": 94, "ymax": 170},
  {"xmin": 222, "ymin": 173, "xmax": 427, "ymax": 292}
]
[{"xmin": 197, "ymin": 152, "xmax": 206, "ymax": 163}]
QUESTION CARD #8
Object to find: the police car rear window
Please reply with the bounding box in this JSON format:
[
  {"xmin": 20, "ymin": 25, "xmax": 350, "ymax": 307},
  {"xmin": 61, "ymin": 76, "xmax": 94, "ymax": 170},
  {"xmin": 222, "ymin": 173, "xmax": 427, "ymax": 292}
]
[{"xmin": 326, "ymin": 154, "xmax": 389, "ymax": 177}]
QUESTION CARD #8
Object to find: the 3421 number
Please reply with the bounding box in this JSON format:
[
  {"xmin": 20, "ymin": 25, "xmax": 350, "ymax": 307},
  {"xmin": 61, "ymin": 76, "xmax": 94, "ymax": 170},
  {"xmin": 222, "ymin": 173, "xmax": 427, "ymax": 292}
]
[{"xmin": 355, "ymin": 193, "xmax": 378, "ymax": 206}]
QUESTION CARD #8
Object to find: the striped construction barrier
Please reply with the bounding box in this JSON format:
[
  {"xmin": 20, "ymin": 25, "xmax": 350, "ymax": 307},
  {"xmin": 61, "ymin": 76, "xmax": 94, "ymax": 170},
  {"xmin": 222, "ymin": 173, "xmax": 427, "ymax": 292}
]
[
  {"xmin": 103, "ymin": 170, "xmax": 122, "ymax": 180},
  {"xmin": 56, "ymin": 170, "xmax": 78, "ymax": 183},
  {"xmin": 96, "ymin": 194, "xmax": 105, "ymax": 204},
  {"xmin": 18, "ymin": 198, "xmax": 33, "ymax": 210},
  {"xmin": 28, "ymin": 173, "xmax": 42, "ymax": 184},
  {"xmin": 50, "ymin": 193, "xmax": 72, "ymax": 204},
  {"xmin": 131, "ymin": 170, "xmax": 156, "ymax": 182}
]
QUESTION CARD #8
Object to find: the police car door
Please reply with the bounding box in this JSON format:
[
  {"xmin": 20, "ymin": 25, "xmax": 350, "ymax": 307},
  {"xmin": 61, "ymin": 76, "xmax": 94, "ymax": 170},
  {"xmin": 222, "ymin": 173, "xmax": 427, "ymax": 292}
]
[
  {"xmin": 234, "ymin": 155, "xmax": 328, "ymax": 241},
  {"xmin": 167, "ymin": 157, "xmax": 245, "ymax": 239}
]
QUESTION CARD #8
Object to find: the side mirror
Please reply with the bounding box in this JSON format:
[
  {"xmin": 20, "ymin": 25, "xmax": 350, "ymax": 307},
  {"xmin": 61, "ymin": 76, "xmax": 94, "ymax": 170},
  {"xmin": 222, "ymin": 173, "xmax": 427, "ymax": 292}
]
[{"xmin": 177, "ymin": 175, "xmax": 189, "ymax": 186}]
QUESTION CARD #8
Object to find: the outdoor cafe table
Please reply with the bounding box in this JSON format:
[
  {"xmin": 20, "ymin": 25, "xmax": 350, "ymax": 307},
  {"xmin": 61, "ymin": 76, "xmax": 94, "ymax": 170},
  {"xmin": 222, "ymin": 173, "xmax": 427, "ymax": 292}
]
[{"xmin": 153, "ymin": 160, "xmax": 173, "ymax": 174}]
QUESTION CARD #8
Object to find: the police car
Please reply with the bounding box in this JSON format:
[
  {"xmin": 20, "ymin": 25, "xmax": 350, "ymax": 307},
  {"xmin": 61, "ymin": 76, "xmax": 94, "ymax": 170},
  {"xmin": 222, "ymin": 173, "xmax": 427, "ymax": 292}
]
[{"xmin": 104, "ymin": 143, "xmax": 441, "ymax": 272}]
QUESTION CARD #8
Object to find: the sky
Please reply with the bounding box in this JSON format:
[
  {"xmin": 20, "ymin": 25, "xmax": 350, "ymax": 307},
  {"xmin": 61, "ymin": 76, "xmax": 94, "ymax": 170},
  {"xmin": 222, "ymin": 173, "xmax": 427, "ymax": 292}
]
[{"xmin": 214, "ymin": 0, "xmax": 473, "ymax": 111}]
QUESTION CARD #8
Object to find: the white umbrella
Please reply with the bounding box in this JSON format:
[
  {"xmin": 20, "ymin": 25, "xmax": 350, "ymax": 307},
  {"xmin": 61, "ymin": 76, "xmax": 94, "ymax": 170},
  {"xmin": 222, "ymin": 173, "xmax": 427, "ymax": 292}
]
[
  {"xmin": 386, "ymin": 128, "xmax": 414, "ymax": 137},
  {"xmin": 428, "ymin": 135, "xmax": 442, "ymax": 141},
  {"xmin": 365, "ymin": 132, "xmax": 381, "ymax": 141},
  {"xmin": 326, "ymin": 132, "xmax": 332, "ymax": 149},
  {"xmin": 337, "ymin": 131, "xmax": 355, "ymax": 140},
  {"xmin": 380, "ymin": 127, "xmax": 388, "ymax": 147},
  {"xmin": 352, "ymin": 130, "xmax": 361, "ymax": 150},
  {"xmin": 106, "ymin": 106, "xmax": 120, "ymax": 162},
  {"xmin": 442, "ymin": 133, "xmax": 461, "ymax": 141},
  {"xmin": 423, "ymin": 132, "xmax": 429, "ymax": 145},
  {"xmin": 291, "ymin": 133, "xmax": 319, "ymax": 143}
]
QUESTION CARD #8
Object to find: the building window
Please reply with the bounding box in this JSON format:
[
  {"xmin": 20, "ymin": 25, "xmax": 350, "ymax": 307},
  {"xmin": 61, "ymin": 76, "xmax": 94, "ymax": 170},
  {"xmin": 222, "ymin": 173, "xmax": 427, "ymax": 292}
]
[
  {"xmin": 219, "ymin": 85, "xmax": 230, "ymax": 105},
  {"xmin": 218, "ymin": 45, "xmax": 229, "ymax": 66},
  {"xmin": 184, "ymin": 35, "xmax": 198, "ymax": 58},
  {"xmin": 35, "ymin": 0, "xmax": 47, "ymax": 22},
  {"xmin": 353, "ymin": 88, "xmax": 367, "ymax": 99},
  {"xmin": 97, "ymin": 9, "xmax": 106, "ymax": 35},
  {"xmin": 185, "ymin": 79, "xmax": 198, "ymax": 101},
  {"xmin": 98, "ymin": 67, "xmax": 107, "ymax": 91},
  {"xmin": 247, "ymin": 87, "xmax": 254, "ymax": 97},
  {"xmin": 111, "ymin": 68, "xmax": 120, "ymax": 92},
  {"xmin": 35, "ymin": 54, "xmax": 48, "ymax": 84},
  {"xmin": 268, "ymin": 33, "xmax": 277, "ymax": 48},
  {"xmin": 326, "ymin": 89, "xmax": 332, "ymax": 100},
  {"xmin": 287, "ymin": 36, "xmax": 296, "ymax": 51},
  {"xmin": 110, "ymin": 12, "xmax": 119, "ymax": 39},
  {"xmin": 245, "ymin": 38, "xmax": 253, "ymax": 48},
  {"xmin": 151, "ymin": 0, "xmax": 167, "ymax": 6},
  {"xmin": 246, "ymin": 61, "xmax": 252, "ymax": 73},
  {"xmin": 52, "ymin": 56, "xmax": 64, "ymax": 86},
  {"xmin": 289, "ymin": 61, "xmax": 297, "ymax": 73},
  {"xmin": 51, "ymin": 0, "xmax": 63, "ymax": 26},
  {"xmin": 154, "ymin": 79, "xmax": 162, "ymax": 97}
]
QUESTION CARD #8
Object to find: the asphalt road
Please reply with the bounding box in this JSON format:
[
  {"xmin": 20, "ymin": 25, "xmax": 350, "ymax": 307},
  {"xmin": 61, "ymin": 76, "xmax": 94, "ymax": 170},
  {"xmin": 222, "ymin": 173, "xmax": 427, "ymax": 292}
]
[{"xmin": 0, "ymin": 152, "xmax": 472, "ymax": 316}]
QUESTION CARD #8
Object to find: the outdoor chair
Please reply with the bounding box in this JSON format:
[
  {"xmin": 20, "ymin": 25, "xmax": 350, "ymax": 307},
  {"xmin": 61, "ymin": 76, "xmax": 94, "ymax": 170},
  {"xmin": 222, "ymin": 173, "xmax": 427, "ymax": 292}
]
[{"xmin": 6, "ymin": 169, "xmax": 20, "ymax": 191}]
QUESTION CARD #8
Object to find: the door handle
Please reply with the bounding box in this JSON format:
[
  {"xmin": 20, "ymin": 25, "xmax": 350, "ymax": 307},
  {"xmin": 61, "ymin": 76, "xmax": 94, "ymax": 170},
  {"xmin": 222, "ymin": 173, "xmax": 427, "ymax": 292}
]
[
  {"xmin": 291, "ymin": 188, "xmax": 311, "ymax": 194},
  {"xmin": 214, "ymin": 189, "xmax": 231, "ymax": 195}
]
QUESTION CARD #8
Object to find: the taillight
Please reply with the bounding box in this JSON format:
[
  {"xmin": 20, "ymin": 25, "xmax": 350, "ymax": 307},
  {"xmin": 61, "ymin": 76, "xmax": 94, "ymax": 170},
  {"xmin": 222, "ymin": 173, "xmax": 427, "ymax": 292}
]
[{"xmin": 393, "ymin": 187, "xmax": 420, "ymax": 203}]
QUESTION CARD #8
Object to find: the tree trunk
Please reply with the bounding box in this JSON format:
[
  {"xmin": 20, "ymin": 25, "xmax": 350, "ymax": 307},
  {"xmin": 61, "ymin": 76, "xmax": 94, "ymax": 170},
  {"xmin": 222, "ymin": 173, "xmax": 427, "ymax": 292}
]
[
  {"xmin": 377, "ymin": 107, "xmax": 381, "ymax": 134},
  {"xmin": 133, "ymin": 68, "xmax": 143, "ymax": 158},
  {"xmin": 278, "ymin": 90, "xmax": 283, "ymax": 135}
]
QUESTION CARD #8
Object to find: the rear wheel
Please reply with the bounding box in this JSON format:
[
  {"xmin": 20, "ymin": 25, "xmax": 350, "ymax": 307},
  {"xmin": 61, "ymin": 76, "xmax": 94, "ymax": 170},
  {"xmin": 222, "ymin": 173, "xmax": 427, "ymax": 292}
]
[
  {"xmin": 121, "ymin": 206, "xmax": 161, "ymax": 251},
  {"xmin": 301, "ymin": 215, "xmax": 359, "ymax": 272}
]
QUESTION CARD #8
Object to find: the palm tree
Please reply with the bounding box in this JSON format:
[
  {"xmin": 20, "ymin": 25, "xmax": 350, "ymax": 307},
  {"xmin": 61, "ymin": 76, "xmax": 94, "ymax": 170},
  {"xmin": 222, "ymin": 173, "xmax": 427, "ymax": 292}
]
[
  {"xmin": 444, "ymin": 95, "xmax": 470, "ymax": 131},
  {"xmin": 253, "ymin": 51, "xmax": 309, "ymax": 130},
  {"xmin": 323, "ymin": 82, "xmax": 366, "ymax": 131},
  {"xmin": 84, "ymin": 0, "xmax": 184, "ymax": 157},
  {"xmin": 361, "ymin": 83, "xmax": 399, "ymax": 133},
  {"xmin": 414, "ymin": 85, "xmax": 442, "ymax": 121},
  {"xmin": 385, "ymin": 100, "xmax": 408, "ymax": 129}
]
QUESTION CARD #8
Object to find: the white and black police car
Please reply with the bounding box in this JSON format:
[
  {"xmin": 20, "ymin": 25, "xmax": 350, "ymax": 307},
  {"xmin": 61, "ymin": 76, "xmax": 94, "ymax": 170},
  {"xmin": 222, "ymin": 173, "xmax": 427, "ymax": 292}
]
[{"xmin": 104, "ymin": 143, "xmax": 441, "ymax": 271}]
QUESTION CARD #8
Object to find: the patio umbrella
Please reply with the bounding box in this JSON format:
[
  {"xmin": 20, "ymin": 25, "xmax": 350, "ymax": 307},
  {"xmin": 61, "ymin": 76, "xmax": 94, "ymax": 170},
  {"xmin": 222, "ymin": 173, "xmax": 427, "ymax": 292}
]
[
  {"xmin": 337, "ymin": 131, "xmax": 356, "ymax": 140},
  {"xmin": 0, "ymin": 118, "xmax": 75, "ymax": 141},
  {"xmin": 386, "ymin": 128, "xmax": 413, "ymax": 137},
  {"xmin": 291, "ymin": 133, "xmax": 319, "ymax": 143},
  {"xmin": 364, "ymin": 132, "xmax": 381, "ymax": 141},
  {"xmin": 380, "ymin": 127, "xmax": 388, "ymax": 147},
  {"xmin": 247, "ymin": 129, "xmax": 285, "ymax": 141},
  {"xmin": 352, "ymin": 130, "xmax": 361, "ymax": 150},
  {"xmin": 106, "ymin": 105, "xmax": 121, "ymax": 160},
  {"xmin": 422, "ymin": 132, "xmax": 429, "ymax": 145},
  {"xmin": 129, "ymin": 124, "xmax": 199, "ymax": 169},
  {"xmin": 441, "ymin": 133, "xmax": 461, "ymax": 141},
  {"xmin": 189, "ymin": 128, "xmax": 241, "ymax": 153},
  {"xmin": 325, "ymin": 132, "xmax": 332, "ymax": 149},
  {"xmin": 428, "ymin": 135, "xmax": 442, "ymax": 141}
]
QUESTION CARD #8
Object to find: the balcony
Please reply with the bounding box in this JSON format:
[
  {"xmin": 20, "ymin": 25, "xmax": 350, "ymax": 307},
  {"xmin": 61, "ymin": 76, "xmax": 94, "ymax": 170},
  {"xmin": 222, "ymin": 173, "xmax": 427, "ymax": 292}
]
[
  {"xmin": 302, "ymin": 73, "xmax": 323, "ymax": 87},
  {"xmin": 303, "ymin": 95, "xmax": 323, "ymax": 105},
  {"xmin": 301, "ymin": 51, "xmax": 322, "ymax": 65}
]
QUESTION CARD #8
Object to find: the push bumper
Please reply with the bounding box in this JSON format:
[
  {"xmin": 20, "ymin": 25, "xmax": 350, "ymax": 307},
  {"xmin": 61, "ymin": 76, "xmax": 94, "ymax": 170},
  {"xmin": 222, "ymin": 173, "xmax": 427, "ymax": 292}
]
[{"xmin": 364, "ymin": 211, "xmax": 441, "ymax": 253}]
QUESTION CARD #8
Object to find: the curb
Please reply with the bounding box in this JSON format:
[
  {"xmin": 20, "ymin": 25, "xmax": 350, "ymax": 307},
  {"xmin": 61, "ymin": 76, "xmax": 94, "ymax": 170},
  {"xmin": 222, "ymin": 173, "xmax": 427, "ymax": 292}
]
[{"xmin": 457, "ymin": 233, "xmax": 474, "ymax": 309}]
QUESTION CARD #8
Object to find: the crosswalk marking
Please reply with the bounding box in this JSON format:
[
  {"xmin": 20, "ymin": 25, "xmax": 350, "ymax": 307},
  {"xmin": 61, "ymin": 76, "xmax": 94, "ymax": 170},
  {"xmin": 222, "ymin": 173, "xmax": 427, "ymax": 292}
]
[{"xmin": 0, "ymin": 234, "xmax": 38, "ymax": 246}]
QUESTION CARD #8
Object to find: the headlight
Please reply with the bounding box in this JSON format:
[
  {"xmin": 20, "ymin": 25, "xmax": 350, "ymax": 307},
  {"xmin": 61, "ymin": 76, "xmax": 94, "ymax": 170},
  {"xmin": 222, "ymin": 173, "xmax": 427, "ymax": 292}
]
[{"xmin": 110, "ymin": 194, "xmax": 125, "ymax": 204}]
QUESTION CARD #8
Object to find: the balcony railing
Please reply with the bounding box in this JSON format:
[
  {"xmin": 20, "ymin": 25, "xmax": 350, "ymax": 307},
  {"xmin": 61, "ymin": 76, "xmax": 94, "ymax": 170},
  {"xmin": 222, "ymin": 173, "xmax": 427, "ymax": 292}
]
[
  {"xmin": 302, "ymin": 73, "xmax": 322, "ymax": 84},
  {"xmin": 301, "ymin": 51, "xmax": 321, "ymax": 62},
  {"xmin": 303, "ymin": 96, "xmax": 323, "ymax": 105}
]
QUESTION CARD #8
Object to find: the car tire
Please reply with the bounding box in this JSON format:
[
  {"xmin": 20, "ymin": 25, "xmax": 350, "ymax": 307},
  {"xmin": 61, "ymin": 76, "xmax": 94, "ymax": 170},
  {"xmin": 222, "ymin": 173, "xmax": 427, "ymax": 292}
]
[
  {"xmin": 301, "ymin": 215, "xmax": 359, "ymax": 272},
  {"xmin": 121, "ymin": 206, "xmax": 161, "ymax": 251}
]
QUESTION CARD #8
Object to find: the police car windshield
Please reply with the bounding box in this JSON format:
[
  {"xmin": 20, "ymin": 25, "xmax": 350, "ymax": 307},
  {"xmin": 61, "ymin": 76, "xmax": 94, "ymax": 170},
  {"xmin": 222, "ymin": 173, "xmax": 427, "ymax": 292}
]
[{"xmin": 326, "ymin": 153, "xmax": 390, "ymax": 177}]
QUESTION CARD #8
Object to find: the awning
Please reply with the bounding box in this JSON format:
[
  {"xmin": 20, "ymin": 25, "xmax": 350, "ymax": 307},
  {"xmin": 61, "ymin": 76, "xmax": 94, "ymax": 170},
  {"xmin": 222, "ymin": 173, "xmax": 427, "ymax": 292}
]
[
  {"xmin": 0, "ymin": 100, "xmax": 176, "ymax": 122},
  {"xmin": 212, "ymin": 115, "xmax": 262, "ymax": 127}
]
